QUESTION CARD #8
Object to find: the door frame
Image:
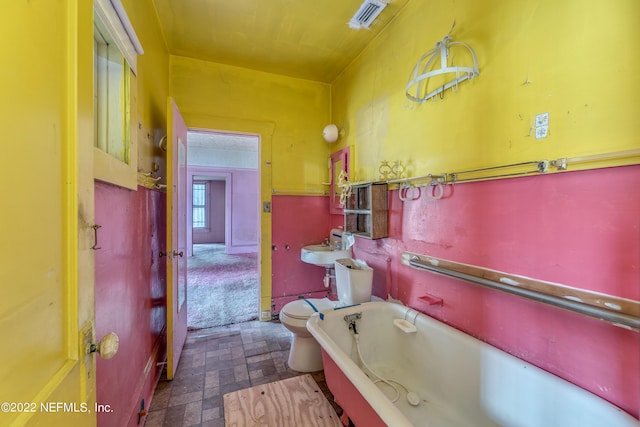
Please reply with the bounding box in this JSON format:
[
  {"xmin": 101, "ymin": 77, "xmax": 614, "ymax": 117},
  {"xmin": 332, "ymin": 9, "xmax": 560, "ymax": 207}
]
[
  {"xmin": 187, "ymin": 170, "xmax": 232, "ymax": 257},
  {"xmin": 178, "ymin": 116, "xmax": 274, "ymax": 321}
]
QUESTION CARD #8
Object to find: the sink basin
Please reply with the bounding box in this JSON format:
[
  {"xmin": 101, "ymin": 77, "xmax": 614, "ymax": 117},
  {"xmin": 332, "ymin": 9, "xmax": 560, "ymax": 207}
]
[{"xmin": 301, "ymin": 244, "xmax": 351, "ymax": 268}]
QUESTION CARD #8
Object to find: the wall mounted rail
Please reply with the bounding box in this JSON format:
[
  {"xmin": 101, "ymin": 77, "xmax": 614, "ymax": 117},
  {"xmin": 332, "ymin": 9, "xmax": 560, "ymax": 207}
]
[
  {"xmin": 446, "ymin": 160, "xmax": 547, "ymax": 183},
  {"xmin": 552, "ymin": 148, "xmax": 640, "ymax": 170},
  {"xmin": 402, "ymin": 252, "xmax": 640, "ymax": 331},
  {"xmin": 346, "ymin": 148, "xmax": 640, "ymax": 189},
  {"xmin": 271, "ymin": 188, "xmax": 328, "ymax": 196}
]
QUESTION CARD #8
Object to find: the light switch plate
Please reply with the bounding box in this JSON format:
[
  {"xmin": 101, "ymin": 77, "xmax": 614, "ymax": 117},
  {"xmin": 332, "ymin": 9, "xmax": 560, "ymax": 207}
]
[
  {"xmin": 535, "ymin": 112, "xmax": 549, "ymax": 139},
  {"xmin": 535, "ymin": 112, "xmax": 549, "ymax": 127}
]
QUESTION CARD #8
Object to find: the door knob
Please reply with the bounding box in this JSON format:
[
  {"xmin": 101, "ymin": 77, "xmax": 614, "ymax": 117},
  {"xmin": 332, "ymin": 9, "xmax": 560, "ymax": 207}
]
[
  {"xmin": 173, "ymin": 250, "xmax": 184, "ymax": 257},
  {"xmin": 87, "ymin": 332, "xmax": 119, "ymax": 359}
]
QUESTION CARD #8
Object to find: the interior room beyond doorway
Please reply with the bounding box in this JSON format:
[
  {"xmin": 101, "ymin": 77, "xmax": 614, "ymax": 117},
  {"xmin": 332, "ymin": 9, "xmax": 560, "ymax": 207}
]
[{"xmin": 186, "ymin": 130, "xmax": 260, "ymax": 329}]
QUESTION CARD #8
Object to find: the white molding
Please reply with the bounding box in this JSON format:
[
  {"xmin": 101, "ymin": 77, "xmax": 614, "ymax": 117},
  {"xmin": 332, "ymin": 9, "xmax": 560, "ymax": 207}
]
[{"xmin": 94, "ymin": 0, "xmax": 143, "ymax": 74}]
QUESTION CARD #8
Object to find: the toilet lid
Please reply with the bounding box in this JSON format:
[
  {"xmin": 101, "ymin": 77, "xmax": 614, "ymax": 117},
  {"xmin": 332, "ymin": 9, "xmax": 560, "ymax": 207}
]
[{"xmin": 282, "ymin": 298, "xmax": 335, "ymax": 320}]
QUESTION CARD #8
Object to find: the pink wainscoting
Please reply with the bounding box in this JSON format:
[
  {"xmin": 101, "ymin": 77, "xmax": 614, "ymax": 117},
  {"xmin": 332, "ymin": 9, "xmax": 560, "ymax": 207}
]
[
  {"xmin": 95, "ymin": 182, "xmax": 167, "ymax": 427},
  {"xmin": 271, "ymin": 195, "xmax": 334, "ymax": 312},
  {"xmin": 349, "ymin": 164, "xmax": 639, "ymax": 418}
]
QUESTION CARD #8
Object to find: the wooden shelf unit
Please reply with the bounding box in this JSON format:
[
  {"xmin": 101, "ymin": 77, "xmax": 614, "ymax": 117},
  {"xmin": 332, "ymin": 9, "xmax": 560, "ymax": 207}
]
[{"xmin": 344, "ymin": 183, "xmax": 388, "ymax": 239}]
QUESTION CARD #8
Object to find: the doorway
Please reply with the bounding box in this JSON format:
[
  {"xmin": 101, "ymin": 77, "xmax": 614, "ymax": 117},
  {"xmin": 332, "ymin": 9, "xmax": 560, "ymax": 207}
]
[{"xmin": 185, "ymin": 130, "xmax": 260, "ymax": 329}]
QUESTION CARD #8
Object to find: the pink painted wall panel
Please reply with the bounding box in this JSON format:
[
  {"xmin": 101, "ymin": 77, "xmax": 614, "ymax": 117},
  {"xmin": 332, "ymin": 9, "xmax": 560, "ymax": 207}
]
[
  {"xmin": 95, "ymin": 182, "xmax": 167, "ymax": 427},
  {"xmin": 210, "ymin": 181, "xmax": 226, "ymax": 242},
  {"xmin": 187, "ymin": 166, "xmax": 258, "ymax": 255},
  {"xmin": 271, "ymin": 195, "xmax": 333, "ymax": 312},
  {"xmin": 230, "ymin": 169, "xmax": 259, "ymax": 250},
  {"xmin": 349, "ymin": 165, "xmax": 639, "ymax": 417}
]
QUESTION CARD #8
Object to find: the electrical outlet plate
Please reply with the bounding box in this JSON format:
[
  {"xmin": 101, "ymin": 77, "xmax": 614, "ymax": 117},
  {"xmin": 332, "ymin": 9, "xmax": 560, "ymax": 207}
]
[
  {"xmin": 535, "ymin": 126, "xmax": 548, "ymax": 139},
  {"xmin": 535, "ymin": 112, "xmax": 549, "ymax": 139}
]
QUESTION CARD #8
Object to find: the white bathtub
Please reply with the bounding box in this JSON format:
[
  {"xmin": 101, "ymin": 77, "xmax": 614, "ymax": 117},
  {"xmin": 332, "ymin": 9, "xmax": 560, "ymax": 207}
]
[{"xmin": 307, "ymin": 301, "xmax": 639, "ymax": 427}]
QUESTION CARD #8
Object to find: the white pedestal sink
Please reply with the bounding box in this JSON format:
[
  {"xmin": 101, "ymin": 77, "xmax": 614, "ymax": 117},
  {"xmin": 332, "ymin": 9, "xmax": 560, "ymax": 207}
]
[{"xmin": 301, "ymin": 244, "xmax": 351, "ymax": 268}]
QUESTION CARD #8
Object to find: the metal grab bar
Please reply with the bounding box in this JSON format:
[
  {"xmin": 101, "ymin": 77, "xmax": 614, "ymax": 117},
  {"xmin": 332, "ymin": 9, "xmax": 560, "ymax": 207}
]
[
  {"xmin": 271, "ymin": 188, "xmax": 328, "ymax": 196},
  {"xmin": 408, "ymin": 256, "xmax": 640, "ymax": 331},
  {"xmin": 448, "ymin": 160, "xmax": 548, "ymax": 183},
  {"xmin": 344, "ymin": 148, "xmax": 639, "ymax": 189}
]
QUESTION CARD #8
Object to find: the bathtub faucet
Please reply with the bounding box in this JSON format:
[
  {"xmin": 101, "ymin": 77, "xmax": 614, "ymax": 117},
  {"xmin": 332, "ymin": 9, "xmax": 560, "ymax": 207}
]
[{"xmin": 344, "ymin": 312, "xmax": 362, "ymax": 334}]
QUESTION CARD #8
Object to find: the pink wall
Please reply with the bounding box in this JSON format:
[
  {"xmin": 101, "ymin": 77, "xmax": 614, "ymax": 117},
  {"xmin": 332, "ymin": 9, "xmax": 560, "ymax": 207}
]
[
  {"xmin": 94, "ymin": 182, "xmax": 167, "ymax": 427},
  {"xmin": 210, "ymin": 181, "xmax": 225, "ymax": 241},
  {"xmin": 348, "ymin": 165, "xmax": 639, "ymax": 417},
  {"xmin": 271, "ymin": 195, "xmax": 335, "ymax": 312},
  {"xmin": 187, "ymin": 166, "xmax": 258, "ymax": 255},
  {"xmin": 231, "ymin": 170, "xmax": 259, "ymax": 251}
]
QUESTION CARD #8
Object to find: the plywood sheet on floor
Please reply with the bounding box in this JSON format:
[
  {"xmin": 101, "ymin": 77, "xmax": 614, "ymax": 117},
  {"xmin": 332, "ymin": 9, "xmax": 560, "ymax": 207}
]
[{"xmin": 224, "ymin": 374, "xmax": 341, "ymax": 427}]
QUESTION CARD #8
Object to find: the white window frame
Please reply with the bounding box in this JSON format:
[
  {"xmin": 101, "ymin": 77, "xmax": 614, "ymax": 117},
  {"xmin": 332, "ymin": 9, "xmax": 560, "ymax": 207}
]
[
  {"xmin": 93, "ymin": 0, "xmax": 143, "ymax": 190},
  {"xmin": 192, "ymin": 181, "xmax": 209, "ymax": 230}
]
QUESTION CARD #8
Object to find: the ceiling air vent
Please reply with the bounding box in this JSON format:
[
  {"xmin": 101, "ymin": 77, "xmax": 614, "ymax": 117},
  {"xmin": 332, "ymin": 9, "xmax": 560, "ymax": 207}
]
[{"xmin": 349, "ymin": 0, "xmax": 388, "ymax": 30}]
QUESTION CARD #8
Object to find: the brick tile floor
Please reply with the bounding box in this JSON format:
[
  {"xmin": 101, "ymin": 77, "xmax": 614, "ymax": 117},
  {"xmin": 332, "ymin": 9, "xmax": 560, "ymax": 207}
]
[{"xmin": 144, "ymin": 320, "xmax": 341, "ymax": 427}]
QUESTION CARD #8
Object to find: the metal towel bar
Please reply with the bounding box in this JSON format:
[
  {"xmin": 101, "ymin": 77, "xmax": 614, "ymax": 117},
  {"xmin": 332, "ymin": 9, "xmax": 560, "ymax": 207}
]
[{"xmin": 404, "ymin": 253, "xmax": 640, "ymax": 331}]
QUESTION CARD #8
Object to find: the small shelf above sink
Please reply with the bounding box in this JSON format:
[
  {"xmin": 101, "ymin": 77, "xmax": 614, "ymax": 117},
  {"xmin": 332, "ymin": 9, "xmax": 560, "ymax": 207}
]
[{"xmin": 301, "ymin": 244, "xmax": 351, "ymax": 268}]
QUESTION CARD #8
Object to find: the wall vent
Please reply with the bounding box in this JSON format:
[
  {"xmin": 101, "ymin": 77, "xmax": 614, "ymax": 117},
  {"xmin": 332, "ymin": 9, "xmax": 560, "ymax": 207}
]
[{"xmin": 349, "ymin": 0, "xmax": 388, "ymax": 30}]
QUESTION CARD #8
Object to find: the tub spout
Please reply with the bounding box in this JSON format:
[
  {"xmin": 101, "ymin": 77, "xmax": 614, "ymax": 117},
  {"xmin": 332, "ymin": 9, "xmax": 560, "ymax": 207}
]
[{"xmin": 344, "ymin": 312, "xmax": 362, "ymax": 334}]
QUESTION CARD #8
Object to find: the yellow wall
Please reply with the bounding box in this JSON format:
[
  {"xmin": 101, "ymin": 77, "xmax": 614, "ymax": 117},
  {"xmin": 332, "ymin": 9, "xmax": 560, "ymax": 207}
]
[
  {"xmin": 121, "ymin": 0, "xmax": 171, "ymax": 177},
  {"xmin": 170, "ymin": 56, "xmax": 331, "ymax": 313},
  {"xmin": 171, "ymin": 56, "xmax": 332, "ymax": 191},
  {"xmin": 331, "ymin": 0, "xmax": 640, "ymax": 182}
]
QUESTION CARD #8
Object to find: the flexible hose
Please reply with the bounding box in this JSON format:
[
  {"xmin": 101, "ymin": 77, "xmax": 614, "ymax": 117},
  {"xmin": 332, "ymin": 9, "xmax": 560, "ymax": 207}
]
[{"xmin": 354, "ymin": 334, "xmax": 408, "ymax": 403}]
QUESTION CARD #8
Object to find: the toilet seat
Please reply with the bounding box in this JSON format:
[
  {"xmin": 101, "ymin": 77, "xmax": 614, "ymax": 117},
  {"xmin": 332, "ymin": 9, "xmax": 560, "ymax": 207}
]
[
  {"xmin": 281, "ymin": 298, "xmax": 335, "ymax": 320},
  {"xmin": 279, "ymin": 257, "xmax": 373, "ymax": 373},
  {"xmin": 279, "ymin": 298, "xmax": 336, "ymax": 372}
]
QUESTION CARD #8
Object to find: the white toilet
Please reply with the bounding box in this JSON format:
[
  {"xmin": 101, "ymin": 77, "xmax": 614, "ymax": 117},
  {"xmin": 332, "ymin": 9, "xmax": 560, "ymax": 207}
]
[{"xmin": 279, "ymin": 258, "xmax": 373, "ymax": 372}]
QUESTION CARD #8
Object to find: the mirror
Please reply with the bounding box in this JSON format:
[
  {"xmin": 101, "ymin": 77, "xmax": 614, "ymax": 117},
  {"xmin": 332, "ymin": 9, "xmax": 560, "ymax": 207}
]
[{"xmin": 329, "ymin": 146, "xmax": 350, "ymax": 214}]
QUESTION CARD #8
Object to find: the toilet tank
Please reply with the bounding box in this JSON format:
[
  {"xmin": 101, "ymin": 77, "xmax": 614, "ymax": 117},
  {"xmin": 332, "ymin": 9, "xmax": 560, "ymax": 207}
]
[{"xmin": 335, "ymin": 258, "xmax": 373, "ymax": 304}]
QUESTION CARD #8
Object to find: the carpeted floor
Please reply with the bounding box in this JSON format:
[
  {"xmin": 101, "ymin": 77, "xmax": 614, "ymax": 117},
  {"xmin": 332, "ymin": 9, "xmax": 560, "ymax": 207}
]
[{"xmin": 187, "ymin": 244, "xmax": 259, "ymax": 329}]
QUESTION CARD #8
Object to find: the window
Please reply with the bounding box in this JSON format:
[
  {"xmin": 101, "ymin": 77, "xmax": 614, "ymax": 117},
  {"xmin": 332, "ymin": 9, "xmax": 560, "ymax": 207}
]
[
  {"xmin": 93, "ymin": 0, "xmax": 143, "ymax": 190},
  {"xmin": 94, "ymin": 17, "xmax": 129, "ymax": 164},
  {"xmin": 193, "ymin": 182, "xmax": 208, "ymax": 229}
]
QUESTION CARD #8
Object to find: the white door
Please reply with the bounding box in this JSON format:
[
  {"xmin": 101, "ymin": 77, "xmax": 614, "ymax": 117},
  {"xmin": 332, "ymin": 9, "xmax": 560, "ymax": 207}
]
[{"xmin": 166, "ymin": 98, "xmax": 189, "ymax": 379}]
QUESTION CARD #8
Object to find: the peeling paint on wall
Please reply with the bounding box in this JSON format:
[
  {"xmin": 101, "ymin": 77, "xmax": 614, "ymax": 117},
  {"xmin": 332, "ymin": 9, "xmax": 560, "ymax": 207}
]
[{"xmin": 355, "ymin": 92, "xmax": 390, "ymax": 173}]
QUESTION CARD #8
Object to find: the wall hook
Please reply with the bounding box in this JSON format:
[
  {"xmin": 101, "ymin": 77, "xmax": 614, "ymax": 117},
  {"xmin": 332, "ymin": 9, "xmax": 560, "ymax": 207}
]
[{"xmin": 91, "ymin": 224, "xmax": 102, "ymax": 250}]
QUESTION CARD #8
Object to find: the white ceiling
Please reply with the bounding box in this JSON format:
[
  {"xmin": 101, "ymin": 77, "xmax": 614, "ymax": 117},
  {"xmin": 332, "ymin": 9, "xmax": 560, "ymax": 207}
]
[
  {"xmin": 187, "ymin": 131, "xmax": 259, "ymax": 169},
  {"xmin": 187, "ymin": 130, "xmax": 259, "ymax": 152}
]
